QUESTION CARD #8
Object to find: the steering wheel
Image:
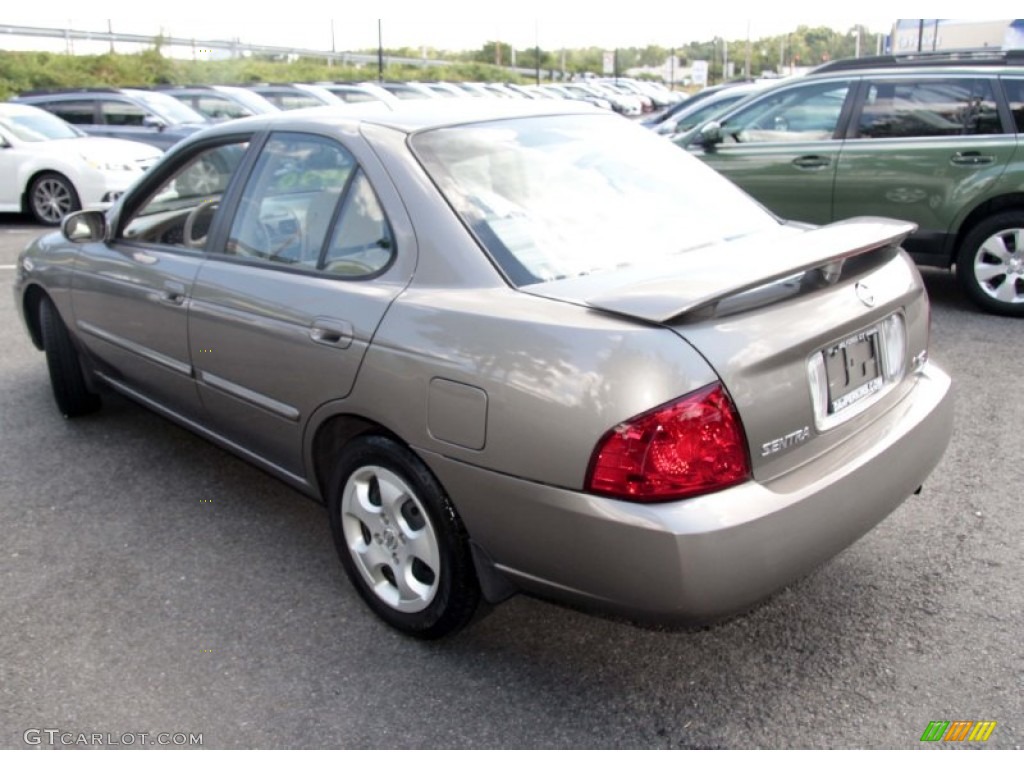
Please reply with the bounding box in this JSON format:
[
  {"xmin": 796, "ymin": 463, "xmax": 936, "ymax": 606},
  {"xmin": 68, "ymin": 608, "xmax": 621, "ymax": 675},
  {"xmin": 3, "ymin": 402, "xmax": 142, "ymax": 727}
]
[
  {"xmin": 183, "ymin": 199, "xmax": 220, "ymax": 249},
  {"xmin": 259, "ymin": 205, "xmax": 304, "ymax": 262}
]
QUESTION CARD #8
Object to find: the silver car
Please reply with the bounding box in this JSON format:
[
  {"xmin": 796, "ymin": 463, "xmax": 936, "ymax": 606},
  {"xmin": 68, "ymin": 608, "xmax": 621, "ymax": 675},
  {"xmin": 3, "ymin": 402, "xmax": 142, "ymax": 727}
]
[{"xmin": 14, "ymin": 101, "xmax": 954, "ymax": 638}]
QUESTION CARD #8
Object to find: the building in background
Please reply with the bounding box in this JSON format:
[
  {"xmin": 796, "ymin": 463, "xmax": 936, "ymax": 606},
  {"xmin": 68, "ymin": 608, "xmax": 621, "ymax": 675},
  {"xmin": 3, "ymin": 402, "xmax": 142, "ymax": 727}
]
[{"xmin": 890, "ymin": 19, "xmax": 1020, "ymax": 53}]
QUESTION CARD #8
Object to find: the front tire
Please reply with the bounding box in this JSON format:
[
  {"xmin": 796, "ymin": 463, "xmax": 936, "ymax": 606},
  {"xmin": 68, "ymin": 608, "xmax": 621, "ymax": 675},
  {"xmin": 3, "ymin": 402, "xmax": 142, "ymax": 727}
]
[
  {"xmin": 28, "ymin": 173, "xmax": 81, "ymax": 226},
  {"xmin": 38, "ymin": 297, "xmax": 101, "ymax": 417},
  {"xmin": 956, "ymin": 212, "xmax": 1024, "ymax": 316},
  {"xmin": 327, "ymin": 435, "xmax": 481, "ymax": 639}
]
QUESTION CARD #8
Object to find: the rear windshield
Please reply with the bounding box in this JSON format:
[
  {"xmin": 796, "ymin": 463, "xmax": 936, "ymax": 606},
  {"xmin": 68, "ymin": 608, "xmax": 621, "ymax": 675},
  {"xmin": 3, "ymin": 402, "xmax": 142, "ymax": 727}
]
[{"xmin": 411, "ymin": 114, "xmax": 777, "ymax": 285}]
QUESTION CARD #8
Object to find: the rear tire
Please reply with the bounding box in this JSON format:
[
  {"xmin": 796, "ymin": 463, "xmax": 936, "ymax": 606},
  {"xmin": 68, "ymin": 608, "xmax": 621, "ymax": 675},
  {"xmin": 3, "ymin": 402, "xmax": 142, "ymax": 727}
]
[
  {"xmin": 38, "ymin": 297, "xmax": 101, "ymax": 417},
  {"xmin": 955, "ymin": 212, "xmax": 1024, "ymax": 316},
  {"xmin": 327, "ymin": 435, "xmax": 481, "ymax": 639}
]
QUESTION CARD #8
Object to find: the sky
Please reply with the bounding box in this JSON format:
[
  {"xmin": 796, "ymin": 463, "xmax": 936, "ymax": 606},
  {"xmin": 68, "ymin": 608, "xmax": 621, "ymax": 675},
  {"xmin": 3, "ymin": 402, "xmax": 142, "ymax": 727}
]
[{"xmin": 0, "ymin": 1, "xmax": 1011, "ymax": 53}]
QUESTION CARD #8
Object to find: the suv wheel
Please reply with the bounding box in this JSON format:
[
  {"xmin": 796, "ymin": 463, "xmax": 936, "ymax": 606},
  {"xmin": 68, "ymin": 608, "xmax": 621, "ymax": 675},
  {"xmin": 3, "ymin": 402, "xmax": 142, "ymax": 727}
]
[
  {"xmin": 956, "ymin": 212, "xmax": 1024, "ymax": 316},
  {"xmin": 28, "ymin": 173, "xmax": 81, "ymax": 226}
]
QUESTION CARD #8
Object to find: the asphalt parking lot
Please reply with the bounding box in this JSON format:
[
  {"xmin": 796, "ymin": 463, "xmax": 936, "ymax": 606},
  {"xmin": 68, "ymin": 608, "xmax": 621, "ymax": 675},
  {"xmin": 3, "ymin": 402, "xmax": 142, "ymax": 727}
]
[{"xmin": 1, "ymin": 214, "xmax": 1020, "ymax": 749}]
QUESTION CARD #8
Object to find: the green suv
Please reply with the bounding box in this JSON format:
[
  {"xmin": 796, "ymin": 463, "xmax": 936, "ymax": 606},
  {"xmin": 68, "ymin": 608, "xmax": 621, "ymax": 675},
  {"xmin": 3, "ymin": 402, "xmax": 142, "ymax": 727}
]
[{"xmin": 678, "ymin": 50, "xmax": 1024, "ymax": 316}]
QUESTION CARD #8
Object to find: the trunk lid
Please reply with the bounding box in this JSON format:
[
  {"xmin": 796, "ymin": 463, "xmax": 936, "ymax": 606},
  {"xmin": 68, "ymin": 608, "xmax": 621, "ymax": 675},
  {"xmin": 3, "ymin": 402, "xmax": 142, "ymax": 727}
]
[{"xmin": 521, "ymin": 217, "xmax": 930, "ymax": 481}]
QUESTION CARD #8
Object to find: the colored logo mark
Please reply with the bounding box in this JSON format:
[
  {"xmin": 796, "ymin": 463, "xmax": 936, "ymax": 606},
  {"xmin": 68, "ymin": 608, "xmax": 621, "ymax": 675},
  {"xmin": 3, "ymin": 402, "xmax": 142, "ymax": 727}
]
[{"xmin": 920, "ymin": 721, "xmax": 996, "ymax": 742}]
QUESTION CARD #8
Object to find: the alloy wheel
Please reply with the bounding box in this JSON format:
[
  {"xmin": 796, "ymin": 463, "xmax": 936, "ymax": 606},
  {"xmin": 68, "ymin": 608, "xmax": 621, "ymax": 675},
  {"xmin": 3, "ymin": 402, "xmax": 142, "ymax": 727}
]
[{"xmin": 340, "ymin": 465, "xmax": 441, "ymax": 613}]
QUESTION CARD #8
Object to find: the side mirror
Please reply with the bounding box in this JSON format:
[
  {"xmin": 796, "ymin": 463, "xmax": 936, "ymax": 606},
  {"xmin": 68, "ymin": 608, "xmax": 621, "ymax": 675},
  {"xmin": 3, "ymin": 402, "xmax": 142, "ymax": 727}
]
[
  {"xmin": 62, "ymin": 210, "xmax": 108, "ymax": 243},
  {"xmin": 696, "ymin": 120, "xmax": 724, "ymax": 148},
  {"xmin": 142, "ymin": 115, "xmax": 167, "ymax": 132},
  {"xmin": 655, "ymin": 119, "xmax": 678, "ymax": 136}
]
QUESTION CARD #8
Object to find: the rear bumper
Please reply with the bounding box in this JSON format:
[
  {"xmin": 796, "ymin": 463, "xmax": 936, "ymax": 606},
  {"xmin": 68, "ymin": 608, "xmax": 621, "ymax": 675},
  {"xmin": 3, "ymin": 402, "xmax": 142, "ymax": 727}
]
[{"xmin": 420, "ymin": 362, "xmax": 953, "ymax": 624}]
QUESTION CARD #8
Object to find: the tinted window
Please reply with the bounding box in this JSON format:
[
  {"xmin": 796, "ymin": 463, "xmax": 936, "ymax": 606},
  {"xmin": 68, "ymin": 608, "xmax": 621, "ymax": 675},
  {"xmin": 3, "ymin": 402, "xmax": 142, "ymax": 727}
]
[
  {"xmin": 719, "ymin": 82, "xmax": 850, "ymax": 144},
  {"xmin": 44, "ymin": 100, "xmax": 95, "ymax": 125},
  {"xmin": 99, "ymin": 100, "xmax": 147, "ymax": 127},
  {"xmin": 1002, "ymin": 78, "xmax": 1024, "ymax": 133},
  {"xmin": 196, "ymin": 95, "xmax": 251, "ymax": 120},
  {"xmin": 255, "ymin": 90, "xmax": 322, "ymax": 110},
  {"xmin": 121, "ymin": 141, "xmax": 250, "ymax": 249},
  {"xmin": 856, "ymin": 78, "xmax": 1002, "ymax": 138},
  {"xmin": 331, "ymin": 89, "xmax": 377, "ymax": 104}
]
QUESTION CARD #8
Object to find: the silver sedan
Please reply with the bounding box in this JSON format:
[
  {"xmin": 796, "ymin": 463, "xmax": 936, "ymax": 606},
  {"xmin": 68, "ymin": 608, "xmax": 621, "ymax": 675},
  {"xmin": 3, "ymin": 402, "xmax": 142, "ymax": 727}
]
[{"xmin": 14, "ymin": 101, "xmax": 953, "ymax": 638}]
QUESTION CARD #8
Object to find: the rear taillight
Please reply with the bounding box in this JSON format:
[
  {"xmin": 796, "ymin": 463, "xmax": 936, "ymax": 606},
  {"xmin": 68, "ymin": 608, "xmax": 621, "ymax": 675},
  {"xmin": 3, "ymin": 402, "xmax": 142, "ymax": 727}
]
[{"xmin": 585, "ymin": 383, "xmax": 751, "ymax": 502}]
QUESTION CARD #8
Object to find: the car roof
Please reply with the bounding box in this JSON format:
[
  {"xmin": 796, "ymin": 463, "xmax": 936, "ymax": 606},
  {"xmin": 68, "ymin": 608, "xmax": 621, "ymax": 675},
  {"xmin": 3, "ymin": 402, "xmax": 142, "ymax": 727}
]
[{"xmin": 802, "ymin": 63, "xmax": 1024, "ymax": 80}]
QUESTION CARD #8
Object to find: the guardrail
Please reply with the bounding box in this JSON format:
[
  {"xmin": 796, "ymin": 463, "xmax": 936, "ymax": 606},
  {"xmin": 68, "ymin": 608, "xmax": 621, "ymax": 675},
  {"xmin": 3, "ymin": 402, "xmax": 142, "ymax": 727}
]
[{"xmin": 0, "ymin": 23, "xmax": 541, "ymax": 76}]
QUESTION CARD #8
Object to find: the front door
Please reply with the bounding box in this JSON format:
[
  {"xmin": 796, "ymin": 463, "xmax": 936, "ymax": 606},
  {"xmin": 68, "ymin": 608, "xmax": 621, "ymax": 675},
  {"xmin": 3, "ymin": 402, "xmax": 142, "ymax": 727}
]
[
  {"xmin": 692, "ymin": 79, "xmax": 854, "ymax": 224},
  {"xmin": 70, "ymin": 138, "xmax": 251, "ymax": 419}
]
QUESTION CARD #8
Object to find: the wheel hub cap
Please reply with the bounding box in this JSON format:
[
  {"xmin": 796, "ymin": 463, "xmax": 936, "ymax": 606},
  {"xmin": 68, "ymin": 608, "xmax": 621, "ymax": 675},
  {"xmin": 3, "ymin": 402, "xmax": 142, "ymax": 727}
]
[
  {"xmin": 974, "ymin": 228, "xmax": 1024, "ymax": 304},
  {"xmin": 341, "ymin": 466, "xmax": 440, "ymax": 613}
]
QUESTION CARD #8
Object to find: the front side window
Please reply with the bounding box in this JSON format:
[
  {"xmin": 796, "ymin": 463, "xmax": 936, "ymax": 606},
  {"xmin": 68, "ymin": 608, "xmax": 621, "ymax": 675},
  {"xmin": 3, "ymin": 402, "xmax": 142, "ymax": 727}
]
[
  {"xmin": 855, "ymin": 78, "xmax": 1002, "ymax": 138},
  {"xmin": 257, "ymin": 90, "xmax": 323, "ymax": 110},
  {"xmin": 719, "ymin": 82, "xmax": 851, "ymax": 144},
  {"xmin": 412, "ymin": 114, "xmax": 777, "ymax": 285},
  {"xmin": 120, "ymin": 141, "xmax": 250, "ymax": 250},
  {"xmin": 129, "ymin": 90, "xmax": 207, "ymax": 124},
  {"xmin": 196, "ymin": 95, "xmax": 251, "ymax": 120},
  {"xmin": 226, "ymin": 133, "xmax": 393, "ymax": 274},
  {"xmin": 99, "ymin": 100, "xmax": 147, "ymax": 127}
]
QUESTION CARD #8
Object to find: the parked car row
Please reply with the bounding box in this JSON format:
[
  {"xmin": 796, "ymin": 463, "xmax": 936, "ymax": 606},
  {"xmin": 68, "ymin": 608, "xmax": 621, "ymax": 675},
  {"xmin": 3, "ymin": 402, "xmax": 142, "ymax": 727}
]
[
  {"xmin": 10, "ymin": 50, "xmax": 1024, "ymax": 316},
  {"xmin": 2, "ymin": 79, "xmax": 660, "ymax": 225}
]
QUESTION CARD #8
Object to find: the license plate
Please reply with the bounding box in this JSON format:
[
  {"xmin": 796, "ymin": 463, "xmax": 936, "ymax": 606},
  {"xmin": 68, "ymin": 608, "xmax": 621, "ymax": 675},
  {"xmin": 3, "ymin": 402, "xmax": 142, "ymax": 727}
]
[{"xmin": 822, "ymin": 329, "xmax": 883, "ymax": 414}]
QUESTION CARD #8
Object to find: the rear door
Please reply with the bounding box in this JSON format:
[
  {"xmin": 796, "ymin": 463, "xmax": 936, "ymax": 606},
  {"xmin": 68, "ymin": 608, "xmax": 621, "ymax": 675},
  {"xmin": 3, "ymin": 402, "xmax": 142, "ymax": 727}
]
[
  {"xmin": 188, "ymin": 131, "xmax": 412, "ymax": 477},
  {"xmin": 833, "ymin": 75, "xmax": 1014, "ymax": 261},
  {"xmin": 689, "ymin": 78, "xmax": 855, "ymax": 223}
]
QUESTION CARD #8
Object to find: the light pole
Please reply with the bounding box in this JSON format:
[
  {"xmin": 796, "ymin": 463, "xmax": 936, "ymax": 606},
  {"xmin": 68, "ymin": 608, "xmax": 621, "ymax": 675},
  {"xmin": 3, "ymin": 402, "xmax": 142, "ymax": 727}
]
[{"xmin": 377, "ymin": 20, "xmax": 383, "ymax": 82}]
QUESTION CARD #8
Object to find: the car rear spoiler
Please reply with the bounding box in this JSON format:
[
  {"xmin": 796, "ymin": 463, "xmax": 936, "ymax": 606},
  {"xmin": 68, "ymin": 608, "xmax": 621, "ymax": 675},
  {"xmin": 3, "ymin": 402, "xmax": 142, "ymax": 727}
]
[{"xmin": 521, "ymin": 217, "xmax": 917, "ymax": 324}]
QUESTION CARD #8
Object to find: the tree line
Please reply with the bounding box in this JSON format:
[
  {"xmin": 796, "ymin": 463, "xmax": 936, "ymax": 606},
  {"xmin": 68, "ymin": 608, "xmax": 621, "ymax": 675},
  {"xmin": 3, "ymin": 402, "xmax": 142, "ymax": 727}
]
[{"xmin": 0, "ymin": 24, "xmax": 884, "ymax": 100}]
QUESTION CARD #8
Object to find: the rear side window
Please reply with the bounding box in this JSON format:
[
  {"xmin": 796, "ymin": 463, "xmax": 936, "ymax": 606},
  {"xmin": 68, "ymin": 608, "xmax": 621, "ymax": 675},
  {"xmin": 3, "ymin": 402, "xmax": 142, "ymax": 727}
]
[
  {"xmin": 43, "ymin": 100, "xmax": 95, "ymax": 125},
  {"xmin": 856, "ymin": 78, "xmax": 1003, "ymax": 138},
  {"xmin": 1002, "ymin": 78, "xmax": 1024, "ymax": 133},
  {"xmin": 225, "ymin": 132, "xmax": 393, "ymax": 277}
]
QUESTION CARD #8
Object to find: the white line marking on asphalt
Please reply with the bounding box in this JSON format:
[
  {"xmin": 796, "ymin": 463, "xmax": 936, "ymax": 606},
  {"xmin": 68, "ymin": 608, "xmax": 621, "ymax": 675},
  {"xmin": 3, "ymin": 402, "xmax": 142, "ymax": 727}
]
[{"xmin": 0, "ymin": 265, "xmax": 17, "ymax": 270}]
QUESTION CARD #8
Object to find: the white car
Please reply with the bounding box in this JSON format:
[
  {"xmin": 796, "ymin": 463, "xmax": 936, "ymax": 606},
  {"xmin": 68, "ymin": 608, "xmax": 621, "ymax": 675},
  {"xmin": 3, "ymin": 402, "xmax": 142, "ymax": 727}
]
[{"xmin": 0, "ymin": 103, "xmax": 161, "ymax": 225}]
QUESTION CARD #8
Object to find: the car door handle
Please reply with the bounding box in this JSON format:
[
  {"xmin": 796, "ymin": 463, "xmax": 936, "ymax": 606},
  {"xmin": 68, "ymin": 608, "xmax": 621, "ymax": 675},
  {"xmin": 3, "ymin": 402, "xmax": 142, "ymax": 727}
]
[
  {"xmin": 792, "ymin": 155, "xmax": 831, "ymax": 170},
  {"xmin": 951, "ymin": 151, "xmax": 994, "ymax": 166},
  {"xmin": 158, "ymin": 280, "xmax": 188, "ymax": 306},
  {"xmin": 130, "ymin": 251, "xmax": 158, "ymax": 265},
  {"xmin": 309, "ymin": 319, "xmax": 353, "ymax": 349},
  {"xmin": 159, "ymin": 291, "xmax": 186, "ymax": 306}
]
